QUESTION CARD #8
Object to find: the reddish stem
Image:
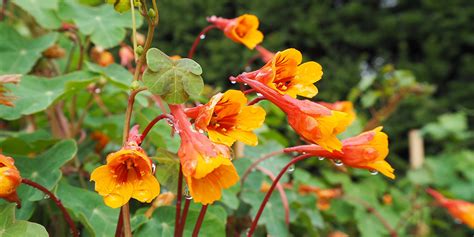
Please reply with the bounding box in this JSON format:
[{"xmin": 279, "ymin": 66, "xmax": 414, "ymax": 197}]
[
  {"xmin": 188, "ymin": 25, "xmax": 217, "ymax": 59},
  {"xmin": 256, "ymin": 166, "xmax": 290, "ymax": 225},
  {"xmin": 243, "ymin": 89, "xmax": 256, "ymax": 95},
  {"xmin": 21, "ymin": 179, "xmax": 79, "ymax": 237},
  {"xmin": 114, "ymin": 211, "xmax": 124, "ymax": 237},
  {"xmin": 240, "ymin": 150, "xmax": 285, "ymax": 188},
  {"xmin": 140, "ymin": 113, "xmax": 174, "ymax": 142},
  {"xmin": 247, "ymin": 97, "xmax": 266, "ymax": 106},
  {"xmin": 177, "ymin": 198, "xmax": 191, "ymax": 236},
  {"xmin": 192, "ymin": 205, "xmax": 208, "ymax": 237},
  {"xmin": 174, "ymin": 164, "xmax": 183, "ymax": 237},
  {"xmin": 247, "ymin": 154, "xmax": 312, "ymax": 236}
]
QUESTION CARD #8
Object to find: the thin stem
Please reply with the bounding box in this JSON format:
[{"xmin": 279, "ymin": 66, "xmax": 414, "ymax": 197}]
[
  {"xmin": 140, "ymin": 113, "xmax": 173, "ymax": 142},
  {"xmin": 121, "ymin": 203, "xmax": 132, "ymax": 237},
  {"xmin": 129, "ymin": 0, "xmax": 138, "ymax": 61},
  {"xmin": 122, "ymin": 88, "xmax": 146, "ymax": 145},
  {"xmin": 343, "ymin": 195, "xmax": 398, "ymax": 237},
  {"xmin": 247, "ymin": 154, "xmax": 312, "ymax": 236},
  {"xmin": 177, "ymin": 199, "xmax": 191, "ymax": 237},
  {"xmin": 187, "ymin": 25, "xmax": 217, "ymax": 59},
  {"xmin": 114, "ymin": 211, "xmax": 123, "ymax": 237},
  {"xmin": 192, "ymin": 205, "xmax": 208, "ymax": 237},
  {"xmin": 240, "ymin": 149, "xmax": 285, "ymax": 188},
  {"xmin": 174, "ymin": 164, "xmax": 183, "ymax": 237},
  {"xmin": 243, "ymin": 89, "xmax": 255, "ymax": 95},
  {"xmin": 247, "ymin": 96, "xmax": 266, "ymax": 106},
  {"xmin": 0, "ymin": 0, "xmax": 8, "ymax": 21},
  {"xmin": 256, "ymin": 166, "xmax": 290, "ymax": 225},
  {"xmin": 21, "ymin": 179, "xmax": 79, "ymax": 237}
]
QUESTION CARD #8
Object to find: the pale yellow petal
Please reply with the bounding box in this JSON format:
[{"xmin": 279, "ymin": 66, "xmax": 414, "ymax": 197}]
[
  {"xmin": 208, "ymin": 129, "xmax": 236, "ymax": 147},
  {"xmin": 236, "ymin": 105, "xmax": 266, "ymax": 131}
]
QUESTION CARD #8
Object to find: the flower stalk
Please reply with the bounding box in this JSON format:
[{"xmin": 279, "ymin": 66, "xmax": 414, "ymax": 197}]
[{"xmin": 188, "ymin": 25, "xmax": 217, "ymax": 58}]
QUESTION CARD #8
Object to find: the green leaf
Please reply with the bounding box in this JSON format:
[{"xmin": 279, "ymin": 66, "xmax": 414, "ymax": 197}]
[
  {"xmin": 143, "ymin": 48, "xmax": 204, "ymax": 104},
  {"xmin": 0, "ymin": 71, "xmax": 96, "ymax": 120},
  {"xmin": 57, "ymin": 181, "xmax": 120, "ymax": 237},
  {"xmin": 14, "ymin": 140, "xmax": 77, "ymax": 201},
  {"xmin": 135, "ymin": 204, "xmax": 227, "ymax": 237},
  {"xmin": 152, "ymin": 149, "xmax": 180, "ymax": 192},
  {"xmin": 85, "ymin": 62, "xmax": 132, "ymax": 89},
  {"xmin": 12, "ymin": 0, "xmax": 61, "ymax": 29},
  {"xmin": 58, "ymin": 0, "xmax": 142, "ymax": 48},
  {"xmin": 0, "ymin": 204, "xmax": 48, "ymax": 237},
  {"xmin": 0, "ymin": 24, "xmax": 57, "ymax": 74}
]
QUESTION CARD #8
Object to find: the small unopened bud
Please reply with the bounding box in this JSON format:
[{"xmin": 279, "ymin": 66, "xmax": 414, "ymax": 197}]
[
  {"xmin": 133, "ymin": 0, "xmax": 141, "ymax": 7},
  {"xmin": 135, "ymin": 45, "xmax": 144, "ymax": 56},
  {"xmin": 131, "ymin": 81, "xmax": 140, "ymax": 90},
  {"xmin": 148, "ymin": 9, "xmax": 156, "ymax": 18}
]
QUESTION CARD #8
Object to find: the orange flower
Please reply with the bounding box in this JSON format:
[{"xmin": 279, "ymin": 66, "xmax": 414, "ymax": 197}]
[
  {"xmin": 298, "ymin": 185, "xmax": 342, "ymax": 210},
  {"xmin": 170, "ymin": 105, "xmax": 239, "ymax": 205},
  {"xmin": 91, "ymin": 47, "xmax": 114, "ymax": 67},
  {"xmin": 245, "ymin": 48, "xmax": 323, "ymax": 98},
  {"xmin": 286, "ymin": 127, "xmax": 394, "ymax": 179},
  {"xmin": 234, "ymin": 77, "xmax": 350, "ymax": 151},
  {"xmin": 427, "ymin": 188, "xmax": 474, "ymax": 228},
  {"xmin": 0, "ymin": 74, "xmax": 20, "ymax": 107},
  {"xmin": 187, "ymin": 90, "xmax": 266, "ymax": 146},
  {"xmin": 0, "ymin": 154, "xmax": 21, "ymax": 204},
  {"xmin": 90, "ymin": 126, "xmax": 160, "ymax": 208},
  {"xmin": 90, "ymin": 131, "xmax": 110, "ymax": 153},
  {"xmin": 207, "ymin": 14, "xmax": 263, "ymax": 49},
  {"xmin": 319, "ymin": 101, "xmax": 356, "ymax": 125}
]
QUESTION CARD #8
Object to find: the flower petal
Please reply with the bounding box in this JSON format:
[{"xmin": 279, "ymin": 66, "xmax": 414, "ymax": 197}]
[
  {"xmin": 236, "ymin": 105, "xmax": 266, "ymax": 131},
  {"xmin": 90, "ymin": 165, "xmax": 117, "ymax": 196},
  {"xmin": 226, "ymin": 129, "xmax": 258, "ymax": 146},
  {"xmin": 132, "ymin": 173, "xmax": 161, "ymax": 203},
  {"xmin": 208, "ymin": 129, "xmax": 236, "ymax": 147},
  {"xmin": 103, "ymin": 181, "xmax": 133, "ymax": 208}
]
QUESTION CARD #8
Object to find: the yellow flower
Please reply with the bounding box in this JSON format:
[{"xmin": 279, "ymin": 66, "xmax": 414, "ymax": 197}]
[
  {"xmin": 319, "ymin": 101, "xmax": 356, "ymax": 125},
  {"xmin": 170, "ymin": 105, "xmax": 239, "ymax": 205},
  {"xmin": 90, "ymin": 144, "xmax": 160, "ymax": 208},
  {"xmin": 249, "ymin": 48, "xmax": 323, "ymax": 98},
  {"xmin": 193, "ymin": 90, "xmax": 266, "ymax": 146},
  {"xmin": 0, "ymin": 154, "xmax": 21, "ymax": 204},
  {"xmin": 208, "ymin": 14, "xmax": 264, "ymax": 49}
]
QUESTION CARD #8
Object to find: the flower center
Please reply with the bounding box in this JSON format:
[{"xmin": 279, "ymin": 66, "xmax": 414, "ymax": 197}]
[{"xmin": 113, "ymin": 157, "xmax": 146, "ymax": 183}]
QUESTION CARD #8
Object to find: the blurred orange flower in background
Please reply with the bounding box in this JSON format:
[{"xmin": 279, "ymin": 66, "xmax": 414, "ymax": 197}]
[
  {"xmin": 190, "ymin": 90, "xmax": 266, "ymax": 146},
  {"xmin": 0, "ymin": 74, "xmax": 20, "ymax": 107},
  {"xmin": 427, "ymin": 188, "xmax": 474, "ymax": 228},
  {"xmin": 0, "ymin": 154, "xmax": 21, "ymax": 204},
  {"xmin": 91, "ymin": 47, "xmax": 114, "ymax": 67},
  {"xmin": 208, "ymin": 14, "xmax": 264, "ymax": 49},
  {"xmin": 171, "ymin": 105, "xmax": 239, "ymax": 205},
  {"xmin": 90, "ymin": 140, "xmax": 160, "ymax": 208},
  {"xmin": 298, "ymin": 184, "xmax": 343, "ymax": 210}
]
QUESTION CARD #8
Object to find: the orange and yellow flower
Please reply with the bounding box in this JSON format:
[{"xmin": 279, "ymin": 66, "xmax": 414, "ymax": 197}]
[
  {"xmin": 0, "ymin": 74, "xmax": 20, "ymax": 107},
  {"xmin": 298, "ymin": 185, "xmax": 343, "ymax": 210},
  {"xmin": 0, "ymin": 154, "xmax": 21, "ymax": 204},
  {"xmin": 234, "ymin": 77, "xmax": 350, "ymax": 151},
  {"xmin": 427, "ymin": 188, "xmax": 474, "ymax": 228},
  {"xmin": 207, "ymin": 14, "xmax": 263, "ymax": 49},
  {"xmin": 319, "ymin": 101, "xmax": 356, "ymax": 125},
  {"xmin": 286, "ymin": 126, "xmax": 394, "ymax": 179},
  {"xmin": 187, "ymin": 90, "xmax": 266, "ymax": 146},
  {"xmin": 170, "ymin": 105, "xmax": 239, "ymax": 205},
  {"xmin": 90, "ymin": 128, "xmax": 160, "ymax": 208},
  {"xmin": 245, "ymin": 48, "xmax": 323, "ymax": 98}
]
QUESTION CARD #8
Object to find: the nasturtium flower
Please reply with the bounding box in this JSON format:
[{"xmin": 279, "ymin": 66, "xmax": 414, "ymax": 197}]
[
  {"xmin": 245, "ymin": 48, "xmax": 323, "ymax": 98},
  {"xmin": 187, "ymin": 90, "xmax": 266, "ymax": 146},
  {"xmin": 427, "ymin": 188, "xmax": 474, "ymax": 228},
  {"xmin": 170, "ymin": 105, "xmax": 239, "ymax": 205},
  {"xmin": 0, "ymin": 154, "xmax": 21, "ymax": 204},
  {"xmin": 0, "ymin": 74, "xmax": 20, "ymax": 107},
  {"xmin": 234, "ymin": 77, "xmax": 350, "ymax": 151},
  {"xmin": 90, "ymin": 126, "xmax": 160, "ymax": 208},
  {"xmin": 319, "ymin": 101, "xmax": 356, "ymax": 125},
  {"xmin": 286, "ymin": 127, "xmax": 394, "ymax": 179},
  {"xmin": 207, "ymin": 14, "xmax": 263, "ymax": 49},
  {"xmin": 298, "ymin": 185, "xmax": 342, "ymax": 210}
]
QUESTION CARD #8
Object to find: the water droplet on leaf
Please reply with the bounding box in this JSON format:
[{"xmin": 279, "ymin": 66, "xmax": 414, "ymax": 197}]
[
  {"xmin": 230, "ymin": 81, "xmax": 237, "ymax": 84},
  {"xmin": 318, "ymin": 157, "xmax": 325, "ymax": 161},
  {"xmin": 287, "ymin": 164, "xmax": 295, "ymax": 173}
]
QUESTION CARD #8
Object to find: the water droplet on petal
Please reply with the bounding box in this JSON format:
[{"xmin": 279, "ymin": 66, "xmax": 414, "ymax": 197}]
[
  {"xmin": 198, "ymin": 129, "xmax": 204, "ymax": 134},
  {"xmin": 151, "ymin": 163, "xmax": 156, "ymax": 174},
  {"xmin": 200, "ymin": 34, "xmax": 206, "ymax": 39},
  {"xmin": 230, "ymin": 81, "xmax": 237, "ymax": 84},
  {"xmin": 243, "ymin": 83, "xmax": 248, "ymax": 86},
  {"xmin": 256, "ymin": 93, "xmax": 263, "ymax": 97},
  {"xmin": 369, "ymin": 169, "xmax": 378, "ymax": 175},
  {"xmin": 287, "ymin": 164, "xmax": 295, "ymax": 174},
  {"xmin": 184, "ymin": 186, "xmax": 193, "ymax": 200},
  {"xmin": 318, "ymin": 157, "xmax": 325, "ymax": 161},
  {"xmin": 334, "ymin": 159, "xmax": 344, "ymax": 166},
  {"xmin": 245, "ymin": 66, "xmax": 252, "ymax": 72}
]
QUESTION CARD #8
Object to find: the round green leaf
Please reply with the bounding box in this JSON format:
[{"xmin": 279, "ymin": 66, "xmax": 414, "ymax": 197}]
[
  {"xmin": 0, "ymin": 204, "xmax": 48, "ymax": 237},
  {"xmin": 146, "ymin": 48, "xmax": 173, "ymax": 72},
  {"xmin": 175, "ymin": 58, "xmax": 203, "ymax": 75}
]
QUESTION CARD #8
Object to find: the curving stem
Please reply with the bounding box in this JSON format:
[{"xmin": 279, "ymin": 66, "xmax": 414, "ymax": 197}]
[
  {"xmin": 192, "ymin": 205, "xmax": 209, "ymax": 237},
  {"xmin": 187, "ymin": 25, "xmax": 217, "ymax": 59},
  {"xmin": 247, "ymin": 154, "xmax": 312, "ymax": 236},
  {"xmin": 140, "ymin": 113, "xmax": 174, "ymax": 143},
  {"xmin": 21, "ymin": 179, "xmax": 79, "ymax": 237}
]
